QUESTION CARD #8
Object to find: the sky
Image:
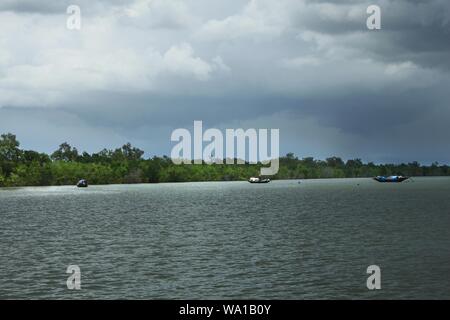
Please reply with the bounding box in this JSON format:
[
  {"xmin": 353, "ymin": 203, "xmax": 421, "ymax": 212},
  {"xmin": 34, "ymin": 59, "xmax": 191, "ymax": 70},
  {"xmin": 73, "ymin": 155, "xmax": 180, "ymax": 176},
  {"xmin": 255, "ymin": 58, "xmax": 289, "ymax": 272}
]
[{"xmin": 0, "ymin": 0, "xmax": 449, "ymax": 164}]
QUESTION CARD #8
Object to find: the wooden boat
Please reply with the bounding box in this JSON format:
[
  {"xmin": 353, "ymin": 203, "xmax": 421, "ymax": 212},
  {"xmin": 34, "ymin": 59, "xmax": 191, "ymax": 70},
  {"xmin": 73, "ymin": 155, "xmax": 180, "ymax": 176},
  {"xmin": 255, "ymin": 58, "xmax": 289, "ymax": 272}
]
[{"xmin": 373, "ymin": 176, "xmax": 409, "ymax": 183}]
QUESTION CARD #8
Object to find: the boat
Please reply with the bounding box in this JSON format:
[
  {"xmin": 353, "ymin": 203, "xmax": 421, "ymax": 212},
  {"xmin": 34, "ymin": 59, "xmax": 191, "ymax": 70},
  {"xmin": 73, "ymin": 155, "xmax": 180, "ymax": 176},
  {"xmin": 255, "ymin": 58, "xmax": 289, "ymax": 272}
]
[
  {"xmin": 373, "ymin": 175, "xmax": 409, "ymax": 183},
  {"xmin": 248, "ymin": 177, "xmax": 271, "ymax": 184},
  {"xmin": 77, "ymin": 179, "xmax": 88, "ymax": 188}
]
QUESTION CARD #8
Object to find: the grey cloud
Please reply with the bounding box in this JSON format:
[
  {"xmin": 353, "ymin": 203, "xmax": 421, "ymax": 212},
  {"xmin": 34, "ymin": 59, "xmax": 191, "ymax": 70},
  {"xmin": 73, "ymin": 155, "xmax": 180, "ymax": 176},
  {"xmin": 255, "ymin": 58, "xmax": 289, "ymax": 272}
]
[
  {"xmin": 0, "ymin": 0, "xmax": 63, "ymax": 13},
  {"xmin": 0, "ymin": 0, "xmax": 133, "ymax": 14},
  {"xmin": 294, "ymin": 0, "xmax": 450, "ymax": 69},
  {"xmin": 1, "ymin": 0, "xmax": 450, "ymax": 163}
]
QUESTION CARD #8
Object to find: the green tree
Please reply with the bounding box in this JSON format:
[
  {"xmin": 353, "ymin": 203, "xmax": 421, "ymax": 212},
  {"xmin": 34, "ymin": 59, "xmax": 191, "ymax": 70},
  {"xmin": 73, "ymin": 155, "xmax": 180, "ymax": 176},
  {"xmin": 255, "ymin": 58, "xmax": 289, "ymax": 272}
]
[
  {"xmin": 51, "ymin": 143, "xmax": 79, "ymax": 162},
  {"xmin": 0, "ymin": 133, "xmax": 22, "ymax": 177}
]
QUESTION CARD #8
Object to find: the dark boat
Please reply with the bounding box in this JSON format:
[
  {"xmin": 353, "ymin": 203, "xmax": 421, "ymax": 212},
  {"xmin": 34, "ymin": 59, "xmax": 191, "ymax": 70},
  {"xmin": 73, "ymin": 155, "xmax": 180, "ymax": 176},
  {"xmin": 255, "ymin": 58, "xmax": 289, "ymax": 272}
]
[
  {"xmin": 248, "ymin": 177, "xmax": 271, "ymax": 184},
  {"xmin": 77, "ymin": 179, "xmax": 88, "ymax": 188},
  {"xmin": 374, "ymin": 175, "xmax": 409, "ymax": 183}
]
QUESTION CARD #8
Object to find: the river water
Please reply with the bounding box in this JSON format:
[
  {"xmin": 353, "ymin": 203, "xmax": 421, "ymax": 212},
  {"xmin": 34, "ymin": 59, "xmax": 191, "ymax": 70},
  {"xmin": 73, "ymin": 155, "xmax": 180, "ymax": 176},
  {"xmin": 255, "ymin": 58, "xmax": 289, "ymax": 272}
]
[{"xmin": 0, "ymin": 177, "xmax": 449, "ymax": 299}]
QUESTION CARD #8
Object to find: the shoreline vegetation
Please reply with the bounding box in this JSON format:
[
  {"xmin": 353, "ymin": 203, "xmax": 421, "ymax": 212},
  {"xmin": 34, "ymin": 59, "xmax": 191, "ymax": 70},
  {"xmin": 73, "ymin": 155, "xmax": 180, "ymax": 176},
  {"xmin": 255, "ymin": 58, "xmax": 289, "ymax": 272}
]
[{"xmin": 1, "ymin": 133, "xmax": 449, "ymax": 187}]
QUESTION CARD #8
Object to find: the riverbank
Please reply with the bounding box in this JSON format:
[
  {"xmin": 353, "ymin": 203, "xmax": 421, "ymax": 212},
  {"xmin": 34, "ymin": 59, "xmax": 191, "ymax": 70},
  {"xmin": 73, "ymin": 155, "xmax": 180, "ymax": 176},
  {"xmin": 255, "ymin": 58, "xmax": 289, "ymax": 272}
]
[
  {"xmin": 2, "ymin": 134, "xmax": 449, "ymax": 188},
  {"xmin": 0, "ymin": 175, "xmax": 447, "ymax": 189}
]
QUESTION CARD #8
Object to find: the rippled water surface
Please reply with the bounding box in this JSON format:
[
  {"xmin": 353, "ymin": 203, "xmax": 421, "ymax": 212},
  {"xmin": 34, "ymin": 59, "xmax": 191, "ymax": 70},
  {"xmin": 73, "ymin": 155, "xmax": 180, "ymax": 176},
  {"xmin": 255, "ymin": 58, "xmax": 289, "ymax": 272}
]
[{"xmin": 1, "ymin": 178, "xmax": 449, "ymax": 299}]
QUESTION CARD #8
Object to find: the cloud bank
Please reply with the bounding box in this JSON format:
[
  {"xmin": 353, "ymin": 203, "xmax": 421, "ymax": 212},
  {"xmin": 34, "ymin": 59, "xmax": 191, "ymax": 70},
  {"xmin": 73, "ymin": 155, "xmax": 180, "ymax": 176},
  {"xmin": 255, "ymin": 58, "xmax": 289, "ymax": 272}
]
[{"xmin": 1, "ymin": 0, "xmax": 449, "ymax": 163}]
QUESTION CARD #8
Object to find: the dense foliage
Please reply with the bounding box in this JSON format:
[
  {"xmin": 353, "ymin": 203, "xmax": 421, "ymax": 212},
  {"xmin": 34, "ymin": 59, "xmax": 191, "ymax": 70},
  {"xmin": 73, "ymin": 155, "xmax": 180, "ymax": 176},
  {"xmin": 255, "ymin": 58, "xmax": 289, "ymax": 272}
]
[{"xmin": 0, "ymin": 133, "xmax": 448, "ymax": 187}]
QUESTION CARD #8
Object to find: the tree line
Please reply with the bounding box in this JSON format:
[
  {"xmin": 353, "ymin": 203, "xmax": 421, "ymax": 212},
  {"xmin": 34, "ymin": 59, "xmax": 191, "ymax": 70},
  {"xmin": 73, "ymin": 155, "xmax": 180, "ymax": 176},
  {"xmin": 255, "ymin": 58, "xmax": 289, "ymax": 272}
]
[{"xmin": 0, "ymin": 133, "xmax": 448, "ymax": 187}]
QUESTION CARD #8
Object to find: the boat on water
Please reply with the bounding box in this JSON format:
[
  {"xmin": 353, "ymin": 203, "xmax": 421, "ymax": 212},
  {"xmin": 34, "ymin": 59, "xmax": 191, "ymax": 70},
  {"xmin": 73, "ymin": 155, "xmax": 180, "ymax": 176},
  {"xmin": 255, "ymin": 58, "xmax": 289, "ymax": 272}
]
[
  {"xmin": 374, "ymin": 175, "xmax": 409, "ymax": 183},
  {"xmin": 248, "ymin": 177, "xmax": 271, "ymax": 184},
  {"xmin": 77, "ymin": 179, "xmax": 88, "ymax": 188}
]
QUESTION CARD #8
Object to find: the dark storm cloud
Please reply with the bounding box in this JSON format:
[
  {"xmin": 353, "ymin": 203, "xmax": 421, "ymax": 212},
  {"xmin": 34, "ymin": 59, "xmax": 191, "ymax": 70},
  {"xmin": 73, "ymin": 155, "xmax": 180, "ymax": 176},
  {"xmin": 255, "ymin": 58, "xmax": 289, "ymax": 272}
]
[
  {"xmin": 61, "ymin": 91, "xmax": 300, "ymax": 130},
  {"xmin": 292, "ymin": 0, "xmax": 450, "ymax": 69},
  {"xmin": 297, "ymin": 87, "xmax": 448, "ymax": 135},
  {"xmin": 63, "ymin": 85, "xmax": 444, "ymax": 138}
]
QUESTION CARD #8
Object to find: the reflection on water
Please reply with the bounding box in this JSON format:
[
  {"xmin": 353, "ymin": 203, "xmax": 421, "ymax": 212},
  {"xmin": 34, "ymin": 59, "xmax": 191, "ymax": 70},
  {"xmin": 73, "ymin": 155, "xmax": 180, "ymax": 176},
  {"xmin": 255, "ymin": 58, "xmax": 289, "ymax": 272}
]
[{"xmin": 0, "ymin": 178, "xmax": 449, "ymax": 299}]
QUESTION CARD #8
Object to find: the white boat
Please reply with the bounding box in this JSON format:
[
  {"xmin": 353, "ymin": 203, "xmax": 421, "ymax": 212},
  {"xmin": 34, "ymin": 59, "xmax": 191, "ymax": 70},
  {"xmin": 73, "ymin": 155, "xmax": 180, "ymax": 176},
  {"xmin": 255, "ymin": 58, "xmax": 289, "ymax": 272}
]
[{"xmin": 248, "ymin": 177, "xmax": 270, "ymax": 184}]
